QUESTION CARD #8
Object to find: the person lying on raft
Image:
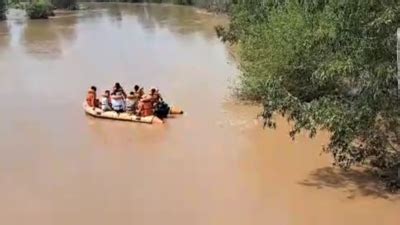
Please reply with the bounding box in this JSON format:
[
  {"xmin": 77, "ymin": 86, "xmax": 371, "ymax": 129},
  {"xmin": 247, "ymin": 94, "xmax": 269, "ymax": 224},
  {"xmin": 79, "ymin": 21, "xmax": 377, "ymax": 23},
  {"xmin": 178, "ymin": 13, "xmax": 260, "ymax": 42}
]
[
  {"xmin": 100, "ymin": 90, "xmax": 112, "ymax": 112},
  {"xmin": 111, "ymin": 92, "xmax": 126, "ymax": 113},
  {"xmin": 86, "ymin": 86, "xmax": 99, "ymax": 110}
]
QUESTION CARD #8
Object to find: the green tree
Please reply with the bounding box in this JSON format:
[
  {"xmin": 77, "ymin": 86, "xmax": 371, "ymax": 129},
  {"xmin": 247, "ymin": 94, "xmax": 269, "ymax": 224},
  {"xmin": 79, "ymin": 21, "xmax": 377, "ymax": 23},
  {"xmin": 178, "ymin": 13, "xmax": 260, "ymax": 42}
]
[
  {"xmin": 218, "ymin": 0, "xmax": 400, "ymax": 188},
  {"xmin": 26, "ymin": 0, "xmax": 54, "ymax": 19},
  {"xmin": 0, "ymin": 0, "xmax": 7, "ymax": 20}
]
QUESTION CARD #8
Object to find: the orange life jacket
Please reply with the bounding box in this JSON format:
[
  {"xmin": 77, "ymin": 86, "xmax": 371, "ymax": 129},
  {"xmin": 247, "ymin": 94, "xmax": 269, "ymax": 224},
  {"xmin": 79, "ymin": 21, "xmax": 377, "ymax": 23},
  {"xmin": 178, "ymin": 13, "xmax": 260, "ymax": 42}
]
[
  {"xmin": 86, "ymin": 90, "xmax": 96, "ymax": 107},
  {"xmin": 138, "ymin": 100, "xmax": 153, "ymax": 117}
]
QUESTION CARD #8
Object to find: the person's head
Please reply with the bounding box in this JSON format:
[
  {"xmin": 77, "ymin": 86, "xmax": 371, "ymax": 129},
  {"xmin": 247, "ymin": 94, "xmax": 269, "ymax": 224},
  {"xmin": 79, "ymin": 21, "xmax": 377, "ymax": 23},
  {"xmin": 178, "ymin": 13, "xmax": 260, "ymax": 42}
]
[
  {"xmin": 102, "ymin": 90, "xmax": 110, "ymax": 97},
  {"xmin": 115, "ymin": 82, "xmax": 121, "ymax": 89},
  {"xmin": 127, "ymin": 92, "xmax": 135, "ymax": 99},
  {"xmin": 134, "ymin": 85, "xmax": 140, "ymax": 91},
  {"xmin": 150, "ymin": 87, "xmax": 157, "ymax": 95},
  {"xmin": 90, "ymin": 86, "xmax": 97, "ymax": 92}
]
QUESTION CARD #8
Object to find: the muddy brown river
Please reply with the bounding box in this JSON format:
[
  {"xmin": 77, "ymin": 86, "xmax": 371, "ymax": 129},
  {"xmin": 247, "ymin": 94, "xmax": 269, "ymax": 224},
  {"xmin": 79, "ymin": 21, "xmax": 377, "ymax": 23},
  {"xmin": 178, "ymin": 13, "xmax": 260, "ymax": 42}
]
[{"xmin": 0, "ymin": 3, "xmax": 399, "ymax": 225}]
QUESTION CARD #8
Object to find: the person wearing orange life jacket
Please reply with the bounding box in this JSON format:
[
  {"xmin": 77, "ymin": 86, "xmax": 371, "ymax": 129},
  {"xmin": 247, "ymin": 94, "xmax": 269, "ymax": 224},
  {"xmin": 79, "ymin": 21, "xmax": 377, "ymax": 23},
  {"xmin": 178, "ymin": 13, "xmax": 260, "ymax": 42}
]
[
  {"xmin": 86, "ymin": 86, "xmax": 99, "ymax": 109},
  {"xmin": 136, "ymin": 94, "xmax": 154, "ymax": 117}
]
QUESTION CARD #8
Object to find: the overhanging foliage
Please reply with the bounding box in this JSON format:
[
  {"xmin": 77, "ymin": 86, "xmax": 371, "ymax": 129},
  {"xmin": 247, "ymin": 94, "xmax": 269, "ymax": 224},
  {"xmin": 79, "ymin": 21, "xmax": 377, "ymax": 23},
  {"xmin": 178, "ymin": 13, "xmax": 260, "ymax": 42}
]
[{"xmin": 218, "ymin": 0, "xmax": 400, "ymax": 186}]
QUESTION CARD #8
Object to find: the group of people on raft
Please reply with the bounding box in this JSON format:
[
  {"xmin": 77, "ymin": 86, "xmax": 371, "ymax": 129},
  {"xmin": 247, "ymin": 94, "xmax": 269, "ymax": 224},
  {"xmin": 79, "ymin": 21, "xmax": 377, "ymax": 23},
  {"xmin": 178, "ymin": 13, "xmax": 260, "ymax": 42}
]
[{"xmin": 86, "ymin": 82, "xmax": 170, "ymax": 119}]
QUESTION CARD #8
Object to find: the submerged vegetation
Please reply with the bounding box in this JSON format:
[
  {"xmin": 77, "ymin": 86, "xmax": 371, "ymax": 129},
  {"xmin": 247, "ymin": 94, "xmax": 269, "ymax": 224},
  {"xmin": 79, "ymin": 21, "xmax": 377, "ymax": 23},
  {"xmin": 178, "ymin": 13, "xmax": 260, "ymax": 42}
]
[{"xmin": 217, "ymin": 0, "xmax": 400, "ymax": 189}]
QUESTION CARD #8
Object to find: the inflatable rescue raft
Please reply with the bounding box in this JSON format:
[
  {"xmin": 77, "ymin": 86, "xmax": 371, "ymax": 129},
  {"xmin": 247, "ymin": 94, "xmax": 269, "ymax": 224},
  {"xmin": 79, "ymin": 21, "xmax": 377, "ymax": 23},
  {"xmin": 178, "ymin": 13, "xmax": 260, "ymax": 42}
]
[{"xmin": 83, "ymin": 102, "xmax": 183, "ymax": 124}]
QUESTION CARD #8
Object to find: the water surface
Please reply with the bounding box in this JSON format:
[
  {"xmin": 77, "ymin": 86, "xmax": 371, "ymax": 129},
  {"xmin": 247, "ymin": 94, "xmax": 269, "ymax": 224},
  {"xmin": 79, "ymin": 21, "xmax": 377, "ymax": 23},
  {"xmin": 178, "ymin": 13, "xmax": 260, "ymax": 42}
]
[{"xmin": 0, "ymin": 3, "xmax": 399, "ymax": 225}]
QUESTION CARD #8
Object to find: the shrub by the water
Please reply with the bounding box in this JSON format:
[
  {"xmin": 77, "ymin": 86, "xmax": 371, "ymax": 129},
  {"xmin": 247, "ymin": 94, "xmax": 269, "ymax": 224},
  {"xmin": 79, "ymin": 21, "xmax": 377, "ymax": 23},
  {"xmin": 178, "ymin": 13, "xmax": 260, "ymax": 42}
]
[
  {"xmin": 26, "ymin": 0, "xmax": 54, "ymax": 19},
  {"xmin": 51, "ymin": 0, "xmax": 77, "ymax": 10},
  {"xmin": 95, "ymin": 0, "xmax": 233, "ymax": 12},
  {"xmin": 190, "ymin": 0, "xmax": 232, "ymax": 12},
  {"xmin": 218, "ymin": 0, "xmax": 400, "ymax": 189},
  {"xmin": 0, "ymin": 0, "xmax": 6, "ymax": 20},
  {"xmin": 170, "ymin": 0, "xmax": 233, "ymax": 12}
]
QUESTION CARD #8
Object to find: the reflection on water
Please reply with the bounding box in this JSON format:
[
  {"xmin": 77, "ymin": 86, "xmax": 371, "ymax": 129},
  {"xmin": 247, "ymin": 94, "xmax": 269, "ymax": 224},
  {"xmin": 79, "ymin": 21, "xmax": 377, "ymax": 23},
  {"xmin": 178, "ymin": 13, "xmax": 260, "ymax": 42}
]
[
  {"xmin": 22, "ymin": 15, "xmax": 77, "ymax": 58},
  {"xmin": 105, "ymin": 3, "xmax": 123, "ymax": 25},
  {"xmin": 0, "ymin": 3, "xmax": 399, "ymax": 225},
  {"xmin": 0, "ymin": 21, "xmax": 10, "ymax": 49},
  {"xmin": 90, "ymin": 3, "xmax": 224, "ymax": 39}
]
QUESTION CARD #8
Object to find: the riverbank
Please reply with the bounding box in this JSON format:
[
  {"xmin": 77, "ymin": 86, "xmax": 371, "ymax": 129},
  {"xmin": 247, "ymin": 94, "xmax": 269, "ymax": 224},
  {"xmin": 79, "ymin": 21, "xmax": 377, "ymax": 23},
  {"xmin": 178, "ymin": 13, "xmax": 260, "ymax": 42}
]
[
  {"xmin": 3, "ymin": 0, "xmax": 230, "ymax": 21},
  {"xmin": 83, "ymin": 0, "xmax": 232, "ymax": 12}
]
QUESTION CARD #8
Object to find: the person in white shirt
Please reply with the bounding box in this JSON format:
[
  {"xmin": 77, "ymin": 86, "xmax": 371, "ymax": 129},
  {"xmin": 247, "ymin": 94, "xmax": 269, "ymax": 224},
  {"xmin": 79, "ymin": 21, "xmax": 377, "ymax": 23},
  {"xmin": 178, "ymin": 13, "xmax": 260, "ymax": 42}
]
[
  {"xmin": 100, "ymin": 90, "xmax": 112, "ymax": 112},
  {"xmin": 111, "ymin": 92, "xmax": 125, "ymax": 113}
]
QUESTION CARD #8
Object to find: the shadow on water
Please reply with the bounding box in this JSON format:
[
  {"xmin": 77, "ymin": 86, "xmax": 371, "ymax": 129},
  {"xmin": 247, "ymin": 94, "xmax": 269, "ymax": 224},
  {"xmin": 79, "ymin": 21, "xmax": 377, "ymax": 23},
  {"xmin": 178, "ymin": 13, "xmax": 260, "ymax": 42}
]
[
  {"xmin": 299, "ymin": 167, "xmax": 400, "ymax": 200},
  {"xmin": 0, "ymin": 9, "xmax": 27, "ymax": 50}
]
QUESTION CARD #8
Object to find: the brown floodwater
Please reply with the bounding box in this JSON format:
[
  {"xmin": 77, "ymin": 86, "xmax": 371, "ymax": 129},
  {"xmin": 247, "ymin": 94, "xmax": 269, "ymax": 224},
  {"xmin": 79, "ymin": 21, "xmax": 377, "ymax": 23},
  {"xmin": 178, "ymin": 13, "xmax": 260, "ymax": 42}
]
[{"xmin": 0, "ymin": 3, "xmax": 399, "ymax": 225}]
